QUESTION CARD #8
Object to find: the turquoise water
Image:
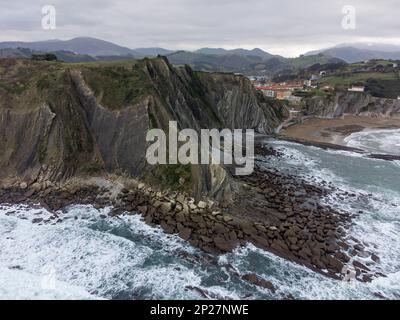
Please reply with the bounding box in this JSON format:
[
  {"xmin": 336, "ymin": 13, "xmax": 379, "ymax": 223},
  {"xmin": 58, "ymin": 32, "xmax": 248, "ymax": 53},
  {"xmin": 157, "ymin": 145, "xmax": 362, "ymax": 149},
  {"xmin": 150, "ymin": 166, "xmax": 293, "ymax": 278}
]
[{"xmin": 1, "ymin": 136, "xmax": 400, "ymax": 300}]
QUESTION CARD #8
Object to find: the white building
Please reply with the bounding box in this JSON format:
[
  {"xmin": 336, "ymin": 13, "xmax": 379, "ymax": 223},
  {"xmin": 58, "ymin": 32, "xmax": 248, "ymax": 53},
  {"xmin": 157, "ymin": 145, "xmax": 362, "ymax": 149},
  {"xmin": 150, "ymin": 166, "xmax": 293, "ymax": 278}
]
[
  {"xmin": 348, "ymin": 86, "xmax": 365, "ymax": 92},
  {"xmin": 263, "ymin": 90, "xmax": 277, "ymax": 98},
  {"xmin": 310, "ymin": 74, "xmax": 320, "ymax": 81}
]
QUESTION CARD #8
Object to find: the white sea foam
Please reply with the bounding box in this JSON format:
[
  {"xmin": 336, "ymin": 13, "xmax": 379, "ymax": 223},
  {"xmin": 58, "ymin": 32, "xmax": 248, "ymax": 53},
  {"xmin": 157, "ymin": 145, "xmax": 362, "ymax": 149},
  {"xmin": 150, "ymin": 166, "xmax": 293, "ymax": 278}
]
[
  {"xmin": 0, "ymin": 204, "xmax": 228, "ymax": 300},
  {"xmin": 0, "ymin": 267, "xmax": 95, "ymax": 300},
  {"xmin": 344, "ymin": 129, "xmax": 400, "ymax": 155},
  {"xmin": 1, "ymin": 138, "xmax": 400, "ymax": 300},
  {"xmin": 226, "ymin": 245, "xmax": 376, "ymax": 300},
  {"xmin": 261, "ymin": 140, "xmax": 400, "ymax": 289}
]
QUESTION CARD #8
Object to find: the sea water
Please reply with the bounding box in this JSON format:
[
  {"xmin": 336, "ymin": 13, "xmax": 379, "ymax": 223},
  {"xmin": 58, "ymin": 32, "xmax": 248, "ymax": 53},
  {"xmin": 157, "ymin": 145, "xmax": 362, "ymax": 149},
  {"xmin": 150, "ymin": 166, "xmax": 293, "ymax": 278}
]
[
  {"xmin": 344, "ymin": 129, "xmax": 400, "ymax": 155},
  {"xmin": 1, "ymin": 134, "xmax": 400, "ymax": 300}
]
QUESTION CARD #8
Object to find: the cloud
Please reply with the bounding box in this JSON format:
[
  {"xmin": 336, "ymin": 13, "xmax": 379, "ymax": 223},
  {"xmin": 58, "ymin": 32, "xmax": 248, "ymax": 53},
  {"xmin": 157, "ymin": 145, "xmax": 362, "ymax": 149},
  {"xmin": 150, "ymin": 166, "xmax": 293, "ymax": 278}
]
[{"xmin": 1, "ymin": 0, "xmax": 400, "ymax": 56}]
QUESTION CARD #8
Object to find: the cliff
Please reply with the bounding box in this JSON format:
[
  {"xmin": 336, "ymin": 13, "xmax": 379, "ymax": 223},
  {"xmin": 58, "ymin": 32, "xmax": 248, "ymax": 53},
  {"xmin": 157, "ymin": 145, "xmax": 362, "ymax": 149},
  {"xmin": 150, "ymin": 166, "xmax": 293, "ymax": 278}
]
[
  {"xmin": 0, "ymin": 57, "xmax": 287, "ymax": 198},
  {"xmin": 303, "ymin": 91, "xmax": 400, "ymax": 118}
]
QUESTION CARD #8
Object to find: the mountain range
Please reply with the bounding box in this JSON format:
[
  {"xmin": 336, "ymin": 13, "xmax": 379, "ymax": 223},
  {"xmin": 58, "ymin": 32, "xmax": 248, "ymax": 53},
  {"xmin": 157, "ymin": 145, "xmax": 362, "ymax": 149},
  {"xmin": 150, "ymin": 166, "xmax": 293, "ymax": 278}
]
[
  {"xmin": 0, "ymin": 37, "xmax": 278, "ymax": 60},
  {"xmin": 2, "ymin": 37, "xmax": 400, "ymax": 74},
  {"xmin": 306, "ymin": 43, "xmax": 400, "ymax": 63}
]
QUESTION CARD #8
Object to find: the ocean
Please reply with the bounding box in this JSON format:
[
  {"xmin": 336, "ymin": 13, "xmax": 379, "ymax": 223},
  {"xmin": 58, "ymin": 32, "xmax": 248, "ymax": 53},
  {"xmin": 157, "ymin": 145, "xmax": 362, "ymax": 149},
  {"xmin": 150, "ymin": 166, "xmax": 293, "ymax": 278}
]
[{"xmin": 1, "ymin": 132, "xmax": 399, "ymax": 300}]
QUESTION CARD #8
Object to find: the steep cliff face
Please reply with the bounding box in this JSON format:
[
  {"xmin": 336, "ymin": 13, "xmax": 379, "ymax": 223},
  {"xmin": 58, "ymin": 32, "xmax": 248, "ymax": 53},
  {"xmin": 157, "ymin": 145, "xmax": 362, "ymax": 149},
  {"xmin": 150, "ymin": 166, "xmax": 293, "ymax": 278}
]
[
  {"xmin": 0, "ymin": 59, "xmax": 102, "ymax": 183},
  {"xmin": 303, "ymin": 91, "xmax": 400, "ymax": 118},
  {"xmin": 196, "ymin": 71, "xmax": 287, "ymax": 132},
  {"xmin": 0, "ymin": 57, "xmax": 287, "ymax": 198}
]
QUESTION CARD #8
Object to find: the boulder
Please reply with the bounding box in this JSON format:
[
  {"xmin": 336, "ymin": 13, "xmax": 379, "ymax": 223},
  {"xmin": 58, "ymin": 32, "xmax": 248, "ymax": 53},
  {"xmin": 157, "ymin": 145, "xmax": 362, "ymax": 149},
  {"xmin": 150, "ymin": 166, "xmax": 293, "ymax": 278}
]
[
  {"xmin": 191, "ymin": 215, "xmax": 205, "ymax": 225},
  {"xmin": 214, "ymin": 236, "xmax": 237, "ymax": 252},
  {"xmin": 181, "ymin": 203, "xmax": 190, "ymax": 215},
  {"xmin": 31, "ymin": 182, "xmax": 41, "ymax": 192},
  {"xmin": 251, "ymin": 235, "xmax": 269, "ymax": 248},
  {"xmin": 223, "ymin": 215, "xmax": 234, "ymax": 223},
  {"xmin": 137, "ymin": 206, "xmax": 148, "ymax": 214},
  {"xmin": 212, "ymin": 223, "xmax": 228, "ymax": 235},
  {"xmin": 371, "ymin": 254, "xmax": 380, "ymax": 263},
  {"xmin": 176, "ymin": 211, "xmax": 187, "ymax": 223},
  {"xmin": 24, "ymin": 189, "xmax": 36, "ymax": 198},
  {"xmin": 353, "ymin": 260, "xmax": 371, "ymax": 272},
  {"xmin": 240, "ymin": 221, "xmax": 257, "ymax": 235},
  {"xmin": 241, "ymin": 274, "xmax": 276, "ymax": 293},
  {"xmin": 32, "ymin": 218, "xmax": 43, "ymax": 224},
  {"xmin": 326, "ymin": 255, "xmax": 344, "ymax": 273},
  {"xmin": 271, "ymin": 239, "xmax": 289, "ymax": 253},
  {"xmin": 200, "ymin": 236, "xmax": 213, "ymax": 243},
  {"xmin": 255, "ymin": 224, "xmax": 267, "ymax": 233},
  {"xmin": 176, "ymin": 194, "xmax": 186, "ymax": 203},
  {"xmin": 197, "ymin": 201, "xmax": 207, "ymax": 209},
  {"xmin": 153, "ymin": 200, "xmax": 163, "ymax": 208},
  {"xmin": 160, "ymin": 221, "xmax": 175, "ymax": 234},
  {"xmin": 19, "ymin": 182, "xmax": 28, "ymax": 190},
  {"xmin": 174, "ymin": 203, "xmax": 183, "ymax": 212},
  {"xmin": 179, "ymin": 228, "xmax": 192, "ymax": 241},
  {"xmin": 159, "ymin": 202, "xmax": 173, "ymax": 214}
]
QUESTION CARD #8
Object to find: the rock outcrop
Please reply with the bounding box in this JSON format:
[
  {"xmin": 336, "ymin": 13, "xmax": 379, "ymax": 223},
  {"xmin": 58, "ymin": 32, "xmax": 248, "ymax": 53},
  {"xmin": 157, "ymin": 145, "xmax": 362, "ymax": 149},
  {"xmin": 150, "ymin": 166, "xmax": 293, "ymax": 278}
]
[
  {"xmin": 0, "ymin": 57, "xmax": 288, "ymax": 199},
  {"xmin": 303, "ymin": 91, "xmax": 400, "ymax": 118}
]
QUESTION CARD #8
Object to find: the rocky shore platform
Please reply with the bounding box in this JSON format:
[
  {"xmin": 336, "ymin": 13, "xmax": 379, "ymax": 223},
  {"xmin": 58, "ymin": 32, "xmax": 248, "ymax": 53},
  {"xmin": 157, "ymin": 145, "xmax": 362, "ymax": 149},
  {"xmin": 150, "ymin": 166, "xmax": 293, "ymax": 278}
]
[{"xmin": 0, "ymin": 145, "xmax": 383, "ymax": 284}]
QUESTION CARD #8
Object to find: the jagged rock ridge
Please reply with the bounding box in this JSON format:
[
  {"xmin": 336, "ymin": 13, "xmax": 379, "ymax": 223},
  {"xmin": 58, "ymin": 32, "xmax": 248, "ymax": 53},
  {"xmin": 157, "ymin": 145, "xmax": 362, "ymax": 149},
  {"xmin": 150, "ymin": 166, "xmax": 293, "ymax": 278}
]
[{"xmin": 0, "ymin": 57, "xmax": 287, "ymax": 198}]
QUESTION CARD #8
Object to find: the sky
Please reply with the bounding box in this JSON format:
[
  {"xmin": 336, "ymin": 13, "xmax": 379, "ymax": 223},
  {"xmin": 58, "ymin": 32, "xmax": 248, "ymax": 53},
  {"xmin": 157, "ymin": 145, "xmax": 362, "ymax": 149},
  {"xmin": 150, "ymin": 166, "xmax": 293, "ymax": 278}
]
[{"xmin": 1, "ymin": 0, "xmax": 400, "ymax": 57}]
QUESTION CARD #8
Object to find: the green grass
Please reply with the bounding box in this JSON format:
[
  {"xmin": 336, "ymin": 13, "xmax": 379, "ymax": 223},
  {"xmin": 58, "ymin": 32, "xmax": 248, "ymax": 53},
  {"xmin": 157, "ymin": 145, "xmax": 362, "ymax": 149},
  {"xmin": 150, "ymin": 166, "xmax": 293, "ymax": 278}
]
[
  {"xmin": 36, "ymin": 73, "xmax": 61, "ymax": 91},
  {"xmin": 144, "ymin": 164, "xmax": 193, "ymax": 192},
  {"xmin": 82, "ymin": 63, "xmax": 153, "ymax": 110},
  {"xmin": 288, "ymin": 55, "xmax": 338, "ymax": 70},
  {"xmin": 0, "ymin": 81, "xmax": 27, "ymax": 95},
  {"xmin": 62, "ymin": 59, "xmax": 138, "ymax": 69},
  {"xmin": 320, "ymin": 72, "xmax": 399, "ymax": 86}
]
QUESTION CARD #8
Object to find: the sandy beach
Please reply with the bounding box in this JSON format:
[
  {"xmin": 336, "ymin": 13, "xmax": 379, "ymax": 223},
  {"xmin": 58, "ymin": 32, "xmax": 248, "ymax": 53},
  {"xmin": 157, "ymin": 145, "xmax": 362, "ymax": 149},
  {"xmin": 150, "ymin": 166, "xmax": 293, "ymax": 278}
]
[{"xmin": 280, "ymin": 116, "xmax": 400, "ymax": 147}]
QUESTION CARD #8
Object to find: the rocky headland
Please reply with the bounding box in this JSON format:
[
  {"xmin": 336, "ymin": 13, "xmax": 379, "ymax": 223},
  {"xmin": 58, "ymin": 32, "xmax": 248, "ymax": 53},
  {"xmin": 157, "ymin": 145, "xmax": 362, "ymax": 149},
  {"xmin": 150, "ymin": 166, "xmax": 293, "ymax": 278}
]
[{"xmin": 0, "ymin": 57, "xmax": 383, "ymax": 286}]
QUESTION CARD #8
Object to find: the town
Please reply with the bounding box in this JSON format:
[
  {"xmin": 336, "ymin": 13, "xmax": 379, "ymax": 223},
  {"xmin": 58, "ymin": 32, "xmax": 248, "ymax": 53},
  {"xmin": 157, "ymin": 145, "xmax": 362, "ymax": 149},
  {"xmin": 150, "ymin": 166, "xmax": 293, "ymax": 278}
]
[{"xmin": 248, "ymin": 58, "xmax": 400, "ymax": 103}]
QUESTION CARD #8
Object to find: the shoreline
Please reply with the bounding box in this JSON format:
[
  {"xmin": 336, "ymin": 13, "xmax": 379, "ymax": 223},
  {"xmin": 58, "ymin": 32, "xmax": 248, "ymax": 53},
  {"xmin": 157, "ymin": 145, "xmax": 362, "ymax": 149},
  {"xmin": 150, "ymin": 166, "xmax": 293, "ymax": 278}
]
[
  {"xmin": 280, "ymin": 115, "xmax": 400, "ymax": 147},
  {"xmin": 278, "ymin": 115, "xmax": 400, "ymax": 160},
  {"xmin": 0, "ymin": 146, "xmax": 383, "ymax": 284}
]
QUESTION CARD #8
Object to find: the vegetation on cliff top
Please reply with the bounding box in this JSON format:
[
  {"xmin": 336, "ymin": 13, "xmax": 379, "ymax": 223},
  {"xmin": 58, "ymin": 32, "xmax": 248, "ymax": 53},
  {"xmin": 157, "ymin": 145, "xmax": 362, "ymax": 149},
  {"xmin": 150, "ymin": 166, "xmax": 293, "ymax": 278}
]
[{"xmin": 81, "ymin": 63, "xmax": 154, "ymax": 110}]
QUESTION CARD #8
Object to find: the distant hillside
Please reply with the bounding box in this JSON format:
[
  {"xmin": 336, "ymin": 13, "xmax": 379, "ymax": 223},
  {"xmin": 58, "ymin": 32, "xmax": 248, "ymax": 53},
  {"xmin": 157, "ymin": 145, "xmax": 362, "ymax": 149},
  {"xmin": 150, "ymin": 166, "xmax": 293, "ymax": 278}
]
[
  {"xmin": 0, "ymin": 37, "xmax": 343, "ymax": 74},
  {"xmin": 167, "ymin": 50, "xmax": 343, "ymax": 75},
  {"xmin": 0, "ymin": 48, "xmax": 96, "ymax": 63},
  {"xmin": 134, "ymin": 47, "xmax": 175, "ymax": 57},
  {"xmin": 0, "ymin": 48, "xmax": 31, "ymax": 59},
  {"xmin": 195, "ymin": 47, "xmax": 277, "ymax": 60},
  {"xmin": 167, "ymin": 51, "xmax": 266, "ymax": 73},
  {"xmin": 0, "ymin": 37, "xmax": 139, "ymax": 57},
  {"xmin": 306, "ymin": 46, "xmax": 400, "ymax": 63}
]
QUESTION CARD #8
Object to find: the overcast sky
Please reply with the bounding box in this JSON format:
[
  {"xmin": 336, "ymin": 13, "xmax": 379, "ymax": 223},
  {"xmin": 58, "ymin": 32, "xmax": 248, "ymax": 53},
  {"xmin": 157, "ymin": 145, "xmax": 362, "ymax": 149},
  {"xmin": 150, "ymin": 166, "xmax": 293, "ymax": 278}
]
[{"xmin": 1, "ymin": 0, "xmax": 400, "ymax": 57}]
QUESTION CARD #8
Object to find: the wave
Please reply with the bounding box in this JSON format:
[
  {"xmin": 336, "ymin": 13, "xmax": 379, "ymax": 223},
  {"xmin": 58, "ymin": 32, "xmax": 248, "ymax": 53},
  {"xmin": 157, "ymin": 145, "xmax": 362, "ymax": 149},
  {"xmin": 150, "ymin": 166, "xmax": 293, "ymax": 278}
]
[
  {"xmin": 0, "ymin": 267, "xmax": 95, "ymax": 300},
  {"xmin": 344, "ymin": 129, "xmax": 400, "ymax": 155},
  {"xmin": 262, "ymin": 139, "xmax": 400, "ymax": 291},
  {"xmin": 1, "ymin": 138, "xmax": 400, "ymax": 300}
]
